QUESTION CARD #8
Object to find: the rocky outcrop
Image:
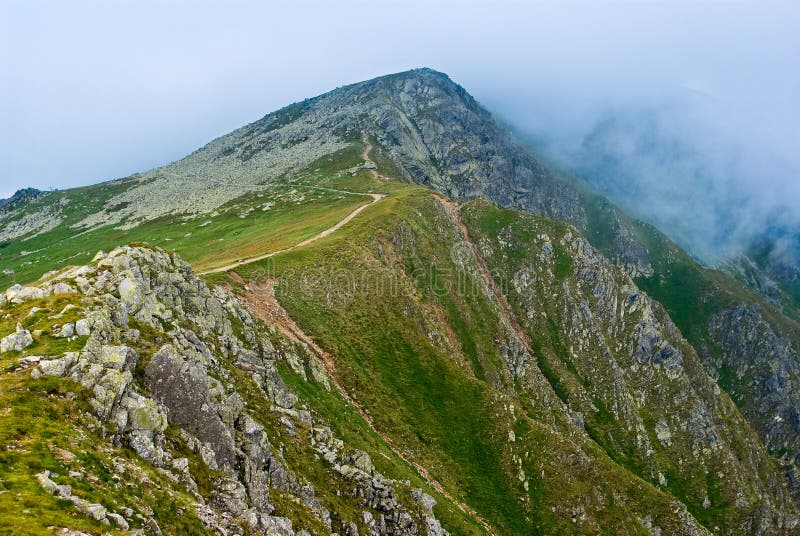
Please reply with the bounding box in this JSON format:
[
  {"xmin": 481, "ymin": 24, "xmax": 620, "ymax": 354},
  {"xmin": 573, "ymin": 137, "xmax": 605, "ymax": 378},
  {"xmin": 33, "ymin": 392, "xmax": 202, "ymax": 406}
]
[
  {"xmin": 726, "ymin": 255, "xmax": 786, "ymax": 308},
  {"xmin": 708, "ymin": 304, "xmax": 800, "ymax": 493},
  {"xmin": 12, "ymin": 246, "xmax": 445, "ymax": 535},
  {"xmin": 1, "ymin": 322, "xmax": 33, "ymax": 353},
  {"xmin": 0, "ymin": 196, "xmax": 68, "ymax": 241},
  {"xmin": 37, "ymin": 470, "xmax": 130, "ymax": 530},
  {"xmin": 0, "ymin": 187, "xmax": 44, "ymax": 211},
  {"xmin": 461, "ymin": 202, "xmax": 800, "ymax": 533},
  {"xmin": 728, "ymin": 227, "xmax": 800, "ymax": 312}
]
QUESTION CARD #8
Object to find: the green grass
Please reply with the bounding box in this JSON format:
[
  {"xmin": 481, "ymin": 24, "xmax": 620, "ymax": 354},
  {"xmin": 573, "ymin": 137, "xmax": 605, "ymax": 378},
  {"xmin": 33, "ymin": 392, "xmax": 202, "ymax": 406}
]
[
  {"xmin": 0, "ymin": 293, "xmax": 91, "ymax": 364},
  {"xmin": 0, "ymin": 373, "xmax": 211, "ymax": 535},
  {"xmin": 0, "ymin": 289, "xmax": 214, "ymax": 535},
  {"xmin": 234, "ymin": 189, "xmax": 539, "ymax": 533},
  {"xmin": 0, "ymin": 144, "xmax": 377, "ymax": 286},
  {"xmin": 3, "ymin": 135, "xmax": 795, "ymax": 533},
  {"xmin": 273, "ymin": 360, "xmax": 484, "ymax": 535},
  {"xmin": 216, "ymin": 356, "xmax": 439, "ymax": 534}
]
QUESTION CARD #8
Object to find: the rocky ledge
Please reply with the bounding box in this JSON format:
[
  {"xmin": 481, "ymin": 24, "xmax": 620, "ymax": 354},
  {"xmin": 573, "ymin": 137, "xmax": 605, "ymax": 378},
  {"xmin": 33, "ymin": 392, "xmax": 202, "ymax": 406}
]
[{"xmin": 1, "ymin": 245, "xmax": 447, "ymax": 535}]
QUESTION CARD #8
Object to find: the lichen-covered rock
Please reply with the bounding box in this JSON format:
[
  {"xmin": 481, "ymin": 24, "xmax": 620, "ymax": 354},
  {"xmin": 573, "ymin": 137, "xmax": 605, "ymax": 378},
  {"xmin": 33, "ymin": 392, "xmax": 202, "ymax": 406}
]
[
  {"xmin": 144, "ymin": 344, "xmax": 238, "ymax": 470},
  {"xmin": 37, "ymin": 352, "xmax": 77, "ymax": 376},
  {"xmin": 36, "ymin": 470, "xmax": 59, "ymax": 495},
  {"xmin": 1, "ymin": 322, "xmax": 33, "ymax": 352},
  {"xmin": 53, "ymin": 322, "xmax": 75, "ymax": 338},
  {"xmin": 107, "ymin": 512, "xmax": 129, "ymax": 530},
  {"xmin": 261, "ymin": 515, "xmax": 294, "ymax": 536},
  {"xmin": 5, "ymin": 284, "xmax": 45, "ymax": 304},
  {"xmin": 708, "ymin": 304, "xmax": 800, "ymax": 498},
  {"xmin": 117, "ymin": 275, "xmax": 144, "ymax": 313},
  {"xmin": 74, "ymin": 318, "xmax": 90, "ymax": 336}
]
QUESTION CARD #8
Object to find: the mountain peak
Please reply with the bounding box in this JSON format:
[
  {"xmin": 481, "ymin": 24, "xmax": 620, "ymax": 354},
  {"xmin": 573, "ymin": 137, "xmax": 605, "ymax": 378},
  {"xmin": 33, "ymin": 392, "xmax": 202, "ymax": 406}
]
[
  {"xmin": 0, "ymin": 188, "xmax": 44, "ymax": 212},
  {"xmin": 326, "ymin": 67, "xmax": 471, "ymax": 108},
  {"xmin": 359, "ymin": 66, "xmax": 453, "ymax": 85}
]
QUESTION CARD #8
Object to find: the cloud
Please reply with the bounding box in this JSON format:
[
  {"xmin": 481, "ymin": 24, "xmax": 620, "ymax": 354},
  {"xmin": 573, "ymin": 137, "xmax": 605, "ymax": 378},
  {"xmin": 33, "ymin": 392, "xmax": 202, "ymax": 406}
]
[{"xmin": 495, "ymin": 61, "xmax": 800, "ymax": 263}]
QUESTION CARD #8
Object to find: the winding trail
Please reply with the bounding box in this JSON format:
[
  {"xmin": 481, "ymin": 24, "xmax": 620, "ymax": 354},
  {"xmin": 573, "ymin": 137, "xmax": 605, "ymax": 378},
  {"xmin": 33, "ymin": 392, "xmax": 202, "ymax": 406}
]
[
  {"xmin": 200, "ymin": 190, "xmax": 384, "ymax": 275},
  {"xmin": 200, "ymin": 138, "xmax": 391, "ymax": 275},
  {"xmin": 361, "ymin": 134, "xmax": 392, "ymax": 181}
]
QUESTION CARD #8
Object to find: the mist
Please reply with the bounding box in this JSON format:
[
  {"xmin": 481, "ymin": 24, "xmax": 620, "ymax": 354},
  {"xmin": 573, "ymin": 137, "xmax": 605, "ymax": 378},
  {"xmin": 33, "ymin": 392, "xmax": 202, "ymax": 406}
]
[
  {"xmin": 2, "ymin": 0, "xmax": 798, "ymax": 263},
  {"xmin": 502, "ymin": 88, "xmax": 800, "ymax": 264}
]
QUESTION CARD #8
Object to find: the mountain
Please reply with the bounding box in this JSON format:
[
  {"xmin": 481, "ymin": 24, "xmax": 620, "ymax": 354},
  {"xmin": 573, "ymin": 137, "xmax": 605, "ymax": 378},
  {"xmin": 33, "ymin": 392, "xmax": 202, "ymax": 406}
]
[{"xmin": 2, "ymin": 68, "xmax": 800, "ymax": 535}]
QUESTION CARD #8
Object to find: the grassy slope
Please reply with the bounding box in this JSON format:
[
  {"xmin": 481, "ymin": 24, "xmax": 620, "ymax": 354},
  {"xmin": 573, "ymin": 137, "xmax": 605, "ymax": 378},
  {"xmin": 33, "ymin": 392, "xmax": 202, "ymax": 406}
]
[
  {"xmin": 273, "ymin": 359, "xmax": 485, "ymax": 535},
  {"xmin": 231, "ymin": 182, "xmax": 707, "ymax": 534},
  {"xmin": 0, "ymin": 293, "xmax": 213, "ymax": 535},
  {"xmin": 575, "ymin": 187, "xmax": 746, "ymax": 339},
  {"xmin": 4, "ymin": 135, "xmax": 794, "ymax": 532},
  {"xmin": 0, "ymin": 145, "xmax": 486, "ymax": 534},
  {"xmin": 0, "ymin": 145, "xmax": 379, "ymax": 287},
  {"xmin": 568, "ymin": 184, "xmax": 800, "ymax": 401},
  {"xmin": 0, "ymin": 271, "xmax": 469, "ymax": 536}
]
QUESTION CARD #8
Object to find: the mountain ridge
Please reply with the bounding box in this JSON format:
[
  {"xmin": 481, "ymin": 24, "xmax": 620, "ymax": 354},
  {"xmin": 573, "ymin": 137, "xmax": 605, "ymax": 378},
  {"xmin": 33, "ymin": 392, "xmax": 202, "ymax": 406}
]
[{"xmin": 2, "ymin": 68, "xmax": 800, "ymax": 534}]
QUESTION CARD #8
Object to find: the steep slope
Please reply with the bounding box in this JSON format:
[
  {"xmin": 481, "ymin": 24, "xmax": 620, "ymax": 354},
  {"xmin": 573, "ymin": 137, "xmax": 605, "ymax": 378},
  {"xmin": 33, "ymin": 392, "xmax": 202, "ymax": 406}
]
[
  {"xmin": 313, "ymin": 69, "xmax": 800, "ymax": 500},
  {"xmin": 0, "ymin": 246, "xmax": 459, "ymax": 535},
  {"xmin": 0, "ymin": 68, "xmax": 663, "ymax": 285},
  {"xmin": 727, "ymin": 227, "xmax": 800, "ymax": 314},
  {"xmin": 460, "ymin": 201, "xmax": 798, "ymax": 531},
  {"xmin": 223, "ymin": 180, "xmax": 798, "ymax": 533}
]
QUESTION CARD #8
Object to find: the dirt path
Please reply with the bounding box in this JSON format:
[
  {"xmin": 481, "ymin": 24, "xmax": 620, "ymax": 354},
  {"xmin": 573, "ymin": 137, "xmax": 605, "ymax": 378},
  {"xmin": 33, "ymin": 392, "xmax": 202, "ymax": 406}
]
[
  {"xmin": 200, "ymin": 191, "xmax": 384, "ymax": 275},
  {"xmin": 436, "ymin": 195, "xmax": 535, "ymax": 355},
  {"xmin": 201, "ymin": 140, "xmax": 394, "ymax": 276},
  {"xmin": 361, "ymin": 137, "xmax": 373, "ymax": 163},
  {"xmin": 242, "ymin": 278, "xmax": 496, "ymax": 535},
  {"xmin": 361, "ymin": 134, "xmax": 392, "ymax": 181}
]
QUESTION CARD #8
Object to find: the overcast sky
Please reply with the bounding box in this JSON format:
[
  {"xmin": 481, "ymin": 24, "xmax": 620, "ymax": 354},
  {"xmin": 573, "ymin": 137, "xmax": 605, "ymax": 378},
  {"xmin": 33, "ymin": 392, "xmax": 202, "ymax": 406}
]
[{"xmin": 2, "ymin": 0, "xmax": 798, "ymax": 201}]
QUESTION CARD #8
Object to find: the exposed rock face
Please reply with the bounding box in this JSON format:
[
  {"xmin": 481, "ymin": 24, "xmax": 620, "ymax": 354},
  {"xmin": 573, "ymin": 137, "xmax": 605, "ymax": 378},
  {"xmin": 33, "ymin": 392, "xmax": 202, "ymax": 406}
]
[
  {"xmin": 13, "ymin": 246, "xmax": 445, "ymax": 535},
  {"xmin": 708, "ymin": 304, "xmax": 800, "ymax": 490},
  {"xmin": 144, "ymin": 344, "xmax": 239, "ymax": 470},
  {"xmin": 0, "ymin": 187, "xmax": 44, "ymax": 211},
  {"xmin": 0, "ymin": 196, "xmax": 68, "ymax": 241},
  {"xmin": 727, "ymin": 227, "xmax": 800, "ymax": 312},
  {"xmin": 351, "ymin": 70, "xmax": 652, "ymax": 275},
  {"xmin": 460, "ymin": 202, "xmax": 800, "ymax": 533},
  {"xmin": 726, "ymin": 255, "xmax": 787, "ymax": 308}
]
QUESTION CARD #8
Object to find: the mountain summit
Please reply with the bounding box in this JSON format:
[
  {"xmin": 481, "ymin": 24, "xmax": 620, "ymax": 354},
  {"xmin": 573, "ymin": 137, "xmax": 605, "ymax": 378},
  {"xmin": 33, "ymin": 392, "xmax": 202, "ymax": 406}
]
[
  {"xmin": 2, "ymin": 69, "xmax": 800, "ymax": 535},
  {"xmin": 70, "ymin": 69, "xmax": 566, "ymax": 228}
]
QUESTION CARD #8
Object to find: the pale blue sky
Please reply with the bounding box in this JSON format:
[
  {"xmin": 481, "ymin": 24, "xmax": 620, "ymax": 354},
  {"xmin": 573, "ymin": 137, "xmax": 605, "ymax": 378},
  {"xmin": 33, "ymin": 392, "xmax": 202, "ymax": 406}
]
[{"xmin": 2, "ymin": 0, "xmax": 799, "ymax": 201}]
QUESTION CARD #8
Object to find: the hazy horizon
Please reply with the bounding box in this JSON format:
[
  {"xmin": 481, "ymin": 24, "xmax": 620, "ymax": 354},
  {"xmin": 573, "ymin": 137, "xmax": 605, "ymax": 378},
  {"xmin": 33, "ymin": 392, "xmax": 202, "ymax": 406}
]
[{"xmin": 2, "ymin": 0, "xmax": 798, "ymax": 260}]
